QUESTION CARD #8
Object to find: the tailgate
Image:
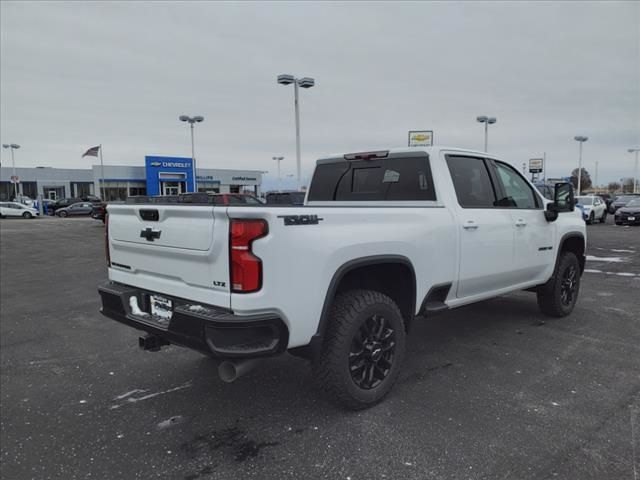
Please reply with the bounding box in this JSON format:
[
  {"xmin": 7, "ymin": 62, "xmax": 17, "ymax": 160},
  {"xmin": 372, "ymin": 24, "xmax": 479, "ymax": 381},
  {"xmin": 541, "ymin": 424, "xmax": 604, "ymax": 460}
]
[{"xmin": 107, "ymin": 204, "xmax": 231, "ymax": 308}]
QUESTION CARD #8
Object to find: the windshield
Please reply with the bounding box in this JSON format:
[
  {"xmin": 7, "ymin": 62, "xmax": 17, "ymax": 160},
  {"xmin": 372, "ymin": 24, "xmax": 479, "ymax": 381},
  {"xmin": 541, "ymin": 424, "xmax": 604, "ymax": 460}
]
[
  {"xmin": 626, "ymin": 198, "xmax": 640, "ymax": 207},
  {"xmin": 614, "ymin": 196, "xmax": 633, "ymax": 202},
  {"xmin": 576, "ymin": 197, "xmax": 594, "ymax": 205}
]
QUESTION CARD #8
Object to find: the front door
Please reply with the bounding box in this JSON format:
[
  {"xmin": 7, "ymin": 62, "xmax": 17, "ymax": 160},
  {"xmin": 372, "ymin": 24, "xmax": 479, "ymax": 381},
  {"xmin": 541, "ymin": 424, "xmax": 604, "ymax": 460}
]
[
  {"xmin": 445, "ymin": 154, "xmax": 516, "ymax": 298},
  {"xmin": 162, "ymin": 182, "xmax": 184, "ymax": 196},
  {"xmin": 492, "ymin": 160, "xmax": 555, "ymax": 284}
]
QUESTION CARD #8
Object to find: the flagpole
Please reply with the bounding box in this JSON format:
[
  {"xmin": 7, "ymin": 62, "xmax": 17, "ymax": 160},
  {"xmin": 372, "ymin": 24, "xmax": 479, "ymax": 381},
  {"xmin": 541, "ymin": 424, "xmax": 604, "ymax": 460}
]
[{"xmin": 99, "ymin": 144, "xmax": 105, "ymax": 200}]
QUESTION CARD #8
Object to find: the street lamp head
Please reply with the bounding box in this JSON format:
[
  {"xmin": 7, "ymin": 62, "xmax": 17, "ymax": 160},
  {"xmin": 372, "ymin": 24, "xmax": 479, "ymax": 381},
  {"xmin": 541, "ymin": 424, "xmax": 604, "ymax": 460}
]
[
  {"xmin": 193, "ymin": 116, "xmax": 204, "ymax": 123},
  {"xmin": 574, "ymin": 136, "xmax": 588, "ymax": 142},
  {"xmin": 179, "ymin": 115, "xmax": 190, "ymax": 122},
  {"xmin": 277, "ymin": 74, "xmax": 295, "ymax": 85},
  {"xmin": 476, "ymin": 116, "xmax": 488, "ymax": 123},
  {"xmin": 487, "ymin": 117, "xmax": 497, "ymax": 124},
  {"xmin": 629, "ymin": 148, "xmax": 640, "ymax": 153},
  {"xmin": 11, "ymin": 144, "xmax": 20, "ymax": 149},
  {"xmin": 298, "ymin": 77, "xmax": 315, "ymax": 89},
  {"xmin": 2, "ymin": 144, "xmax": 9, "ymax": 149}
]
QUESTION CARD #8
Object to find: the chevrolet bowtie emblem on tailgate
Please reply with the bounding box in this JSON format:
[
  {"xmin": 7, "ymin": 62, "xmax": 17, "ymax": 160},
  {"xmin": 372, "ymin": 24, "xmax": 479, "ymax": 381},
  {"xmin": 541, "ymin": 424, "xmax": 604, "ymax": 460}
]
[{"xmin": 140, "ymin": 228, "xmax": 161, "ymax": 241}]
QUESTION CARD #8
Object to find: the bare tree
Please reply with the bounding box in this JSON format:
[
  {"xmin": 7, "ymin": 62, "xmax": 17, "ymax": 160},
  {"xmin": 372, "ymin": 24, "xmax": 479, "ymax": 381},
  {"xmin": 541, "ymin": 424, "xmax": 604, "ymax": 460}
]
[{"xmin": 570, "ymin": 168, "xmax": 592, "ymax": 191}]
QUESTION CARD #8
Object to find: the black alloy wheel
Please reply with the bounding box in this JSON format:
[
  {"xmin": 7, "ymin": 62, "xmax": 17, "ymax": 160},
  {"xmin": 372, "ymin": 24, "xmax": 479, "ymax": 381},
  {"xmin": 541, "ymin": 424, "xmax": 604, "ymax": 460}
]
[
  {"xmin": 349, "ymin": 314, "xmax": 396, "ymax": 390},
  {"xmin": 560, "ymin": 264, "xmax": 578, "ymax": 307}
]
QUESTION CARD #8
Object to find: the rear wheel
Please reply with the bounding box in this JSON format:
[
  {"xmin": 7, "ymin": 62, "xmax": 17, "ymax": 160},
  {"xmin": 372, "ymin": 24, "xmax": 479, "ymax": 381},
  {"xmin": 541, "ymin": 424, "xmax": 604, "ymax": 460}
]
[
  {"xmin": 537, "ymin": 251, "xmax": 581, "ymax": 317},
  {"xmin": 599, "ymin": 210, "xmax": 607, "ymax": 223},
  {"xmin": 313, "ymin": 289, "xmax": 406, "ymax": 410},
  {"xmin": 22, "ymin": 212, "xmax": 32, "ymax": 219}
]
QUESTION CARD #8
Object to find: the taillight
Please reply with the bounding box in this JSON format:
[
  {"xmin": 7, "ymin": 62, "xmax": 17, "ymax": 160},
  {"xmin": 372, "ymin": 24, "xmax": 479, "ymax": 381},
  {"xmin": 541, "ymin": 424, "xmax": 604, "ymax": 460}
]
[
  {"xmin": 105, "ymin": 213, "xmax": 111, "ymax": 267},
  {"xmin": 229, "ymin": 219, "xmax": 268, "ymax": 293}
]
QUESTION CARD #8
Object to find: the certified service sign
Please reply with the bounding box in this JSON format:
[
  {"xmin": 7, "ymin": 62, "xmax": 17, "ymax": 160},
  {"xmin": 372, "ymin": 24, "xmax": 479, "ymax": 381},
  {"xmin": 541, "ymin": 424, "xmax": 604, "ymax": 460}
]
[{"xmin": 408, "ymin": 130, "xmax": 433, "ymax": 147}]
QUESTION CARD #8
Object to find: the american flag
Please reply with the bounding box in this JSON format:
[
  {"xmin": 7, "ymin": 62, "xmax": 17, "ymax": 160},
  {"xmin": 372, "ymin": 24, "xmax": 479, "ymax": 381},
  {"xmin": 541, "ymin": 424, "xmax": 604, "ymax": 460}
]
[{"xmin": 82, "ymin": 145, "xmax": 100, "ymax": 157}]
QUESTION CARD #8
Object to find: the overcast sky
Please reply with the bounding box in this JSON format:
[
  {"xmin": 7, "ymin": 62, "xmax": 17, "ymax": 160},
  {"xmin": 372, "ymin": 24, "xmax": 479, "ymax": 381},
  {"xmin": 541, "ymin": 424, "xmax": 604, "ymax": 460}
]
[{"xmin": 1, "ymin": 1, "xmax": 638, "ymax": 189}]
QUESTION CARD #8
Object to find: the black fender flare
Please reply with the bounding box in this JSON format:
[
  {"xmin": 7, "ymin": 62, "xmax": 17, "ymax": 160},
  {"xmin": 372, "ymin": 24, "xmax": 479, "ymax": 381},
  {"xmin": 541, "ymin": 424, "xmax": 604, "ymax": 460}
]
[{"xmin": 556, "ymin": 232, "xmax": 586, "ymax": 274}]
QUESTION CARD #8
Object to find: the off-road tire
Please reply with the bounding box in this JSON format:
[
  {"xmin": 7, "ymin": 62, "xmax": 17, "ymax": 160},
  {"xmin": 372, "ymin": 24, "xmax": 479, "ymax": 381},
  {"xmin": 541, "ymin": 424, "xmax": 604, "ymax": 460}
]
[
  {"xmin": 313, "ymin": 289, "xmax": 406, "ymax": 410},
  {"xmin": 537, "ymin": 251, "xmax": 581, "ymax": 317}
]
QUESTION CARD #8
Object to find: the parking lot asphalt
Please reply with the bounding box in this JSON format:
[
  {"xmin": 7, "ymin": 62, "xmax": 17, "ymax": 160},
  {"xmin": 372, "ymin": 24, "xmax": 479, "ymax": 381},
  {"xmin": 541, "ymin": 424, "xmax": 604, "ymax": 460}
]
[{"xmin": 1, "ymin": 215, "xmax": 639, "ymax": 480}]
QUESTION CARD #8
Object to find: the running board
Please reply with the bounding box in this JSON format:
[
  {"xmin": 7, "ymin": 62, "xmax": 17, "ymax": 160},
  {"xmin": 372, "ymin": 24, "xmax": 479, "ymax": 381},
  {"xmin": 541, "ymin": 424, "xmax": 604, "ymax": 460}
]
[
  {"xmin": 419, "ymin": 283, "xmax": 452, "ymax": 317},
  {"xmin": 422, "ymin": 301, "xmax": 449, "ymax": 315}
]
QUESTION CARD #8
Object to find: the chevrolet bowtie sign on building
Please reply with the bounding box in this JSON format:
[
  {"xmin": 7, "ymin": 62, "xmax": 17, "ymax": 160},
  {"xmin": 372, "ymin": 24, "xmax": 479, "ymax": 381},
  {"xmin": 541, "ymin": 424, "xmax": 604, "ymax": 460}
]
[
  {"xmin": 145, "ymin": 156, "xmax": 195, "ymax": 196},
  {"xmin": 408, "ymin": 130, "xmax": 434, "ymax": 147}
]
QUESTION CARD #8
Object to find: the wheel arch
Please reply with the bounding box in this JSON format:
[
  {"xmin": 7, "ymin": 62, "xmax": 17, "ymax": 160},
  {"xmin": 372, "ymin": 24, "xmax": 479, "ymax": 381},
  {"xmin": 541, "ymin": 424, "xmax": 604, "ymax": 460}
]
[
  {"xmin": 291, "ymin": 255, "xmax": 416, "ymax": 361},
  {"xmin": 557, "ymin": 232, "xmax": 586, "ymax": 274}
]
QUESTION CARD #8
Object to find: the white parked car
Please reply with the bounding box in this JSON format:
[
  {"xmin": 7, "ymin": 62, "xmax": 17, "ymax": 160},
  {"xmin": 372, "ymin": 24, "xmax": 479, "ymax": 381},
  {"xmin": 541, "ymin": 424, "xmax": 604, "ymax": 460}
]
[
  {"xmin": 100, "ymin": 146, "xmax": 586, "ymax": 409},
  {"xmin": 576, "ymin": 195, "xmax": 607, "ymax": 224},
  {"xmin": 0, "ymin": 201, "xmax": 39, "ymax": 219}
]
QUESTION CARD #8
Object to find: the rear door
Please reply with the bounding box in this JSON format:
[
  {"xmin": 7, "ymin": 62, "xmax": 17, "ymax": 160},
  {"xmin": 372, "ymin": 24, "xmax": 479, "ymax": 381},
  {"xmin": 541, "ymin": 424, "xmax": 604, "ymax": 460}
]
[
  {"xmin": 107, "ymin": 204, "xmax": 231, "ymax": 307},
  {"xmin": 445, "ymin": 154, "xmax": 516, "ymax": 298}
]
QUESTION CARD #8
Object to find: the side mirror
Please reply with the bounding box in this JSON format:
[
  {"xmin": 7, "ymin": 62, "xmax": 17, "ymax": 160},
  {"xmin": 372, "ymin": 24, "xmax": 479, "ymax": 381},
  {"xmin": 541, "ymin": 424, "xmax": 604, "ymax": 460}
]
[{"xmin": 544, "ymin": 182, "xmax": 574, "ymax": 222}]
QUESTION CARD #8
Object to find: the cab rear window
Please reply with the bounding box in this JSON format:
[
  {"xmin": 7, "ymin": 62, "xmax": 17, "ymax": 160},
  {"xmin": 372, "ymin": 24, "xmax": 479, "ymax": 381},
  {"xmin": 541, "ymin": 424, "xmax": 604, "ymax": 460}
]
[{"xmin": 307, "ymin": 154, "xmax": 435, "ymax": 201}]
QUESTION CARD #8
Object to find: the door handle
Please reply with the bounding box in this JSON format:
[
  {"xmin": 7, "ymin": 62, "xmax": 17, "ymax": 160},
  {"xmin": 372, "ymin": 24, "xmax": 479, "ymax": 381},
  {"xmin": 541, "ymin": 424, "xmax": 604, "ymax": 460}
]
[
  {"xmin": 515, "ymin": 219, "xmax": 527, "ymax": 227},
  {"xmin": 463, "ymin": 221, "xmax": 478, "ymax": 230}
]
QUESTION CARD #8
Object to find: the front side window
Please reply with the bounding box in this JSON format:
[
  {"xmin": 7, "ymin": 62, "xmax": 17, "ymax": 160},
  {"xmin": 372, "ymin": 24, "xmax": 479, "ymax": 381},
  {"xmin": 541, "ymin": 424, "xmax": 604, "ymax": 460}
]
[
  {"xmin": 445, "ymin": 156, "xmax": 497, "ymax": 208},
  {"xmin": 494, "ymin": 161, "xmax": 539, "ymax": 209}
]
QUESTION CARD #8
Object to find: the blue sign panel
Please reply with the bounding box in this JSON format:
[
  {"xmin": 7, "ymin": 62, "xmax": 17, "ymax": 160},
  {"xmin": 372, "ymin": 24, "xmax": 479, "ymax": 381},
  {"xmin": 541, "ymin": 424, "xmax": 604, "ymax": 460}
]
[{"xmin": 145, "ymin": 156, "xmax": 194, "ymax": 195}]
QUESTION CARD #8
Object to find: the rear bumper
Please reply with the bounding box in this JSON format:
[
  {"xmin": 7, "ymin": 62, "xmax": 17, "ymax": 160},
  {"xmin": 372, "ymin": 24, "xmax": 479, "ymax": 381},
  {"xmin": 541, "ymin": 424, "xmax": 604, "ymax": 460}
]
[{"xmin": 98, "ymin": 281, "xmax": 289, "ymax": 359}]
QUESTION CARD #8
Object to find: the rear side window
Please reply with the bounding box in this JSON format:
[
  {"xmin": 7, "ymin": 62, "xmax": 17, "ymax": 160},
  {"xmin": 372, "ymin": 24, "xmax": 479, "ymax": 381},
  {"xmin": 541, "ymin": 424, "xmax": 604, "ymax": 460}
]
[
  {"xmin": 446, "ymin": 156, "xmax": 497, "ymax": 208},
  {"xmin": 307, "ymin": 155, "xmax": 436, "ymax": 201}
]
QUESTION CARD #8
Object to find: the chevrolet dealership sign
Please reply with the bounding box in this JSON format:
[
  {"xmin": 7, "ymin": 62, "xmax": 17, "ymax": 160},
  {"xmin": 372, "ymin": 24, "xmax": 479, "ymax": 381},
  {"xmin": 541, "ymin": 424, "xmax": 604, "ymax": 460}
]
[
  {"xmin": 149, "ymin": 160, "xmax": 191, "ymax": 168},
  {"xmin": 408, "ymin": 130, "xmax": 433, "ymax": 147}
]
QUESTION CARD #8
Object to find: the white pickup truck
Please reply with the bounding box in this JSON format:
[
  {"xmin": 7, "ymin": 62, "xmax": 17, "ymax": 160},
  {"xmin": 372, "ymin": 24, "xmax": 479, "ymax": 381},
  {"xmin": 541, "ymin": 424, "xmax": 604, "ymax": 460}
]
[{"xmin": 99, "ymin": 147, "xmax": 586, "ymax": 409}]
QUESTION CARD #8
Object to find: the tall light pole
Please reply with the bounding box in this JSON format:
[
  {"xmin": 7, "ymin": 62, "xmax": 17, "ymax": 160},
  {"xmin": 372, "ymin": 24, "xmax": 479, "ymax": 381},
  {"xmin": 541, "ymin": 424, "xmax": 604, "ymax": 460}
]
[
  {"xmin": 476, "ymin": 116, "xmax": 496, "ymax": 152},
  {"xmin": 2, "ymin": 143, "xmax": 20, "ymax": 199},
  {"xmin": 629, "ymin": 148, "xmax": 640, "ymax": 194},
  {"xmin": 277, "ymin": 74, "xmax": 315, "ymax": 190},
  {"xmin": 574, "ymin": 136, "xmax": 588, "ymax": 195},
  {"xmin": 272, "ymin": 156, "xmax": 284, "ymax": 192},
  {"xmin": 179, "ymin": 115, "xmax": 204, "ymax": 192}
]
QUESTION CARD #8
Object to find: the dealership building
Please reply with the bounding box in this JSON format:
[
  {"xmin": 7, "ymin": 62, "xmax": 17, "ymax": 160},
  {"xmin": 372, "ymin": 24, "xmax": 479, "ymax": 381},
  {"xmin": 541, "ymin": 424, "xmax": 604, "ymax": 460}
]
[{"xmin": 0, "ymin": 156, "xmax": 263, "ymax": 201}]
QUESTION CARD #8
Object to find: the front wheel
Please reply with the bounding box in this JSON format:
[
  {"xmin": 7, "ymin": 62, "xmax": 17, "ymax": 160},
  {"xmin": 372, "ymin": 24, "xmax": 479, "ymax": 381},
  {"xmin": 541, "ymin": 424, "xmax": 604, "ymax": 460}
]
[
  {"xmin": 313, "ymin": 289, "xmax": 406, "ymax": 410},
  {"xmin": 537, "ymin": 251, "xmax": 581, "ymax": 317},
  {"xmin": 22, "ymin": 212, "xmax": 33, "ymax": 219},
  {"xmin": 587, "ymin": 212, "xmax": 594, "ymax": 224},
  {"xmin": 58, "ymin": 211, "xmax": 68, "ymax": 217}
]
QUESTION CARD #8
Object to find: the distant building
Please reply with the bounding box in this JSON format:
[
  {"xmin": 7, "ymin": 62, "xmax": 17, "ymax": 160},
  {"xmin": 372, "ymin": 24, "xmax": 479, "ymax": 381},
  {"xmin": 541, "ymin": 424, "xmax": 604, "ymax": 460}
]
[{"xmin": 0, "ymin": 156, "xmax": 262, "ymax": 201}]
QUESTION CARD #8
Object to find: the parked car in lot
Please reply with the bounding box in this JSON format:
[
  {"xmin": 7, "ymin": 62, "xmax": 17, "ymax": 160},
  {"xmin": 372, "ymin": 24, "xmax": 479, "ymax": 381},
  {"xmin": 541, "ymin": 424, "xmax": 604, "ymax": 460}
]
[
  {"xmin": 614, "ymin": 197, "xmax": 640, "ymax": 225},
  {"xmin": 0, "ymin": 201, "xmax": 39, "ymax": 219},
  {"xmin": 100, "ymin": 146, "xmax": 586, "ymax": 410},
  {"xmin": 56, "ymin": 202, "xmax": 95, "ymax": 217},
  {"xmin": 596, "ymin": 193, "xmax": 613, "ymax": 210},
  {"xmin": 51, "ymin": 197, "xmax": 83, "ymax": 214},
  {"xmin": 575, "ymin": 195, "xmax": 607, "ymax": 224},
  {"xmin": 609, "ymin": 194, "xmax": 640, "ymax": 214},
  {"xmin": 266, "ymin": 191, "xmax": 306, "ymax": 205},
  {"xmin": 92, "ymin": 204, "xmax": 107, "ymax": 222}
]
